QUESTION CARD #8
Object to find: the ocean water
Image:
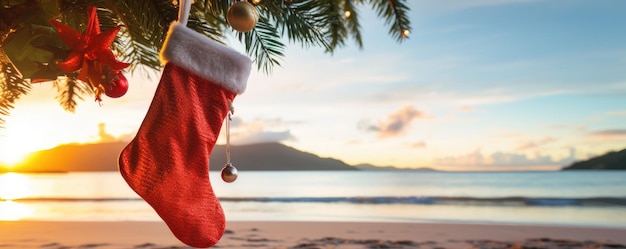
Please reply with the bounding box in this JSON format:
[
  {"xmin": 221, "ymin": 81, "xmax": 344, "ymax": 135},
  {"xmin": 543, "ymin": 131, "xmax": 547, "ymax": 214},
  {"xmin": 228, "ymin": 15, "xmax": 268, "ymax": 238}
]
[{"xmin": 0, "ymin": 171, "xmax": 625, "ymax": 228}]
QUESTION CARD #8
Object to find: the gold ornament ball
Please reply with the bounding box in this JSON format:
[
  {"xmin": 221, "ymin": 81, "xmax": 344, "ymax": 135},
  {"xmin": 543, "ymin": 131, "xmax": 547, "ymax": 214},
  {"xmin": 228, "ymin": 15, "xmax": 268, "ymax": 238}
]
[
  {"xmin": 221, "ymin": 163, "xmax": 239, "ymax": 183},
  {"xmin": 227, "ymin": 1, "xmax": 259, "ymax": 32}
]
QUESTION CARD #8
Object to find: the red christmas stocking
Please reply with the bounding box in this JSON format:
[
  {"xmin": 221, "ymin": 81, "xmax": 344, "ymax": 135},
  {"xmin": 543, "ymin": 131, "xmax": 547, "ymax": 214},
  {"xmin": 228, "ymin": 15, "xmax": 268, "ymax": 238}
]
[{"xmin": 118, "ymin": 22, "xmax": 251, "ymax": 248}]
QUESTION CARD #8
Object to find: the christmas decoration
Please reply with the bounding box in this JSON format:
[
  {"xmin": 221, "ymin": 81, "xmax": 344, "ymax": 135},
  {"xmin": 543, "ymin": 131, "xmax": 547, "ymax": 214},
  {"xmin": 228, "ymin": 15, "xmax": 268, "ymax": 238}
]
[
  {"xmin": 1, "ymin": 0, "xmax": 411, "ymax": 127},
  {"xmin": 1, "ymin": 0, "xmax": 66, "ymax": 80},
  {"xmin": 118, "ymin": 19, "xmax": 252, "ymax": 247},
  {"xmin": 49, "ymin": 6, "xmax": 130, "ymax": 101},
  {"xmin": 221, "ymin": 110, "xmax": 239, "ymax": 183},
  {"xmin": 221, "ymin": 163, "xmax": 239, "ymax": 183},
  {"xmin": 227, "ymin": 1, "xmax": 259, "ymax": 33},
  {"xmin": 104, "ymin": 72, "xmax": 128, "ymax": 98}
]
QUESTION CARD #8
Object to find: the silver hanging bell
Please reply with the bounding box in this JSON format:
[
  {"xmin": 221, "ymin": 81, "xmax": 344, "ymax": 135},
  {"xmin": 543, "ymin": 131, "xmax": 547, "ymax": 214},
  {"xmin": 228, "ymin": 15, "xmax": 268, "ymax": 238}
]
[{"xmin": 221, "ymin": 163, "xmax": 238, "ymax": 183}]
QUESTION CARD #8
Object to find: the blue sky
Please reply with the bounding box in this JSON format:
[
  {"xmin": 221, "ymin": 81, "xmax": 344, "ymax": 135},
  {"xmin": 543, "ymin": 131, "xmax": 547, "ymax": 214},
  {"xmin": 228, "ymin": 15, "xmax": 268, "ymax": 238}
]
[{"xmin": 1, "ymin": 0, "xmax": 625, "ymax": 170}]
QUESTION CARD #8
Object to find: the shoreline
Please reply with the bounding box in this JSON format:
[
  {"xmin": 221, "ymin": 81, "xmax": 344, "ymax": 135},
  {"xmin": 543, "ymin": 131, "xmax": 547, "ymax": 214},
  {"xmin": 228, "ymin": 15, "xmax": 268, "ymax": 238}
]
[{"xmin": 1, "ymin": 221, "xmax": 625, "ymax": 248}]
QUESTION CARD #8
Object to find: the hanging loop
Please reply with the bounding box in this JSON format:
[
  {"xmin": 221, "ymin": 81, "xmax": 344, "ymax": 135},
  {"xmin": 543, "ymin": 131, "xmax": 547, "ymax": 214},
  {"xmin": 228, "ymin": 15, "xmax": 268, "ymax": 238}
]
[
  {"xmin": 225, "ymin": 110, "xmax": 232, "ymax": 164},
  {"xmin": 178, "ymin": 0, "xmax": 192, "ymax": 25}
]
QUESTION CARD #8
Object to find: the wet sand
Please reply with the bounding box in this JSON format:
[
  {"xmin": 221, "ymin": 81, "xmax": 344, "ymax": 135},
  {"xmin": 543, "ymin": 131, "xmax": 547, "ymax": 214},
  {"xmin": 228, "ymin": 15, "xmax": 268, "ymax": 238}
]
[{"xmin": 0, "ymin": 221, "xmax": 625, "ymax": 248}]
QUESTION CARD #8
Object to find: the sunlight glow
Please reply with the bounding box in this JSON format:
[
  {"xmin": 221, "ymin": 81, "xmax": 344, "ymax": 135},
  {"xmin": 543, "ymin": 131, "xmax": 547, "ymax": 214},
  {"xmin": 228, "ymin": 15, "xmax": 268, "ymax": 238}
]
[
  {"xmin": 0, "ymin": 147, "xmax": 29, "ymax": 167},
  {"xmin": 0, "ymin": 173, "xmax": 34, "ymax": 220},
  {"xmin": 0, "ymin": 173, "xmax": 33, "ymax": 200},
  {"xmin": 0, "ymin": 201, "xmax": 34, "ymax": 220},
  {"xmin": 0, "ymin": 115, "xmax": 58, "ymax": 166}
]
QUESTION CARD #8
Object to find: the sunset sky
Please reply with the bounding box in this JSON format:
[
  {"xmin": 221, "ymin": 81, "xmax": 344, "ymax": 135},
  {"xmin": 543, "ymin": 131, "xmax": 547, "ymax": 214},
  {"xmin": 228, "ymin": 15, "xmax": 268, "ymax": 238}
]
[{"xmin": 1, "ymin": 0, "xmax": 625, "ymax": 170}]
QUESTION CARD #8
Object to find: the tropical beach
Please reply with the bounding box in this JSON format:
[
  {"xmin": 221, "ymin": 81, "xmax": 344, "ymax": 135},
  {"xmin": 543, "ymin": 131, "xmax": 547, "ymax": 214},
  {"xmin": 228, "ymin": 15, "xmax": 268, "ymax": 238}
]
[
  {"xmin": 1, "ymin": 171, "xmax": 625, "ymax": 248},
  {"xmin": 1, "ymin": 221, "xmax": 625, "ymax": 249},
  {"xmin": 2, "ymin": 0, "xmax": 626, "ymax": 248}
]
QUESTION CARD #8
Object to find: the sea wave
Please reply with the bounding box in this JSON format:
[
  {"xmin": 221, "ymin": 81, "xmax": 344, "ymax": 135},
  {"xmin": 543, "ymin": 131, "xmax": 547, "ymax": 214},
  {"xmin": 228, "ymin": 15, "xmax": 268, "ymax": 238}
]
[
  {"xmin": 6, "ymin": 196, "xmax": 626, "ymax": 207},
  {"xmin": 221, "ymin": 196, "xmax": 626, "ymax": 207}
]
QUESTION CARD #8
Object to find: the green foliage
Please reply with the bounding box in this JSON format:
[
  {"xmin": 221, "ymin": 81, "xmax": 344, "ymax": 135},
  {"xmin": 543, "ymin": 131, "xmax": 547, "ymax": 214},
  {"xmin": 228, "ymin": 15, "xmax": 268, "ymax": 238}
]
[
  {"xmin": 238, "ymin": 15, "xmax": 284, "ymax": 74},
  {"xmin": 0, "ymin": 0, "xmax": 411, "ymax": 125},
  {"xmin": 53, "ymin": 76, "xmax": 92, "ymax": 113},
  {"xmin": 0, "ymin": 62, "xmax": 30, "ymax": 128}
]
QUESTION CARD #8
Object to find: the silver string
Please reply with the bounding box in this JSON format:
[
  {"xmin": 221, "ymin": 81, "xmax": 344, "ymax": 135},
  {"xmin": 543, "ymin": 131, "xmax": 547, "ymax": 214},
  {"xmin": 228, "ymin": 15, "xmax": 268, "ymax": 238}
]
[{"xmin": 226, "ymin": 111, "xmax": 231, "ymax": 165}]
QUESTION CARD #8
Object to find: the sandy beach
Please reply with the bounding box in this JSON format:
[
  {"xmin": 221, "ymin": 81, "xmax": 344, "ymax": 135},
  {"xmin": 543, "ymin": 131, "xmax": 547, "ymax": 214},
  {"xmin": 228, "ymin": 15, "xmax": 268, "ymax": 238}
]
[{"xmin": 0, "ymin": 221, "xmax": 625, "ymax": 249}]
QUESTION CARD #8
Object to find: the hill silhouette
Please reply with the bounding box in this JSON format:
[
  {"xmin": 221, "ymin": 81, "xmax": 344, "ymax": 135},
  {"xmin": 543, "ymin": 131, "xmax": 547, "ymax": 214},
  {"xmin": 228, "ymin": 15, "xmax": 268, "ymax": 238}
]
[
  {"xmin": 562, "ymin": 148, "xmax": 626, "ymax": 170},
  {"xmin": 4, "ymin": 142, "xmax": 358, "ymax": 172},
  {"xmin": 354, "ymin": 163, "xmax": 436, "ymax": 171},
  {"xmin": 210, "ymin": 142, "xmax": 356, "ymax": 171}
]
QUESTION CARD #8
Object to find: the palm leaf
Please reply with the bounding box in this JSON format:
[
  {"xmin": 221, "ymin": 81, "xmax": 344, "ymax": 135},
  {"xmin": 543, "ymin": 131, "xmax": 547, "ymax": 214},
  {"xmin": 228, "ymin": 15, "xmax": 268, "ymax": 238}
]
[
  {"xmin": 238, "ymin": 15, "xmax": 284, "ymax": 74},
  {"xmin": 260, "ymin": 0, "xmax": 331, "ymax": 51},
  {"xmin": 102, "ymin": 0, "xmax": 178, "ymax": 71},
  {"xmin": 343, "ymin": 0, "xmax": 362, "ymax": 48},
  {"xmin": 53, "ymin": 76, "xmax": 92, "ymax": 112},
  {"xmin": 0, "ymin": 0, "xmax": 412, "ymax": 126},
  {"xmin": 0, "ymin": 62, "xmax": 30, "ymax": 128},
  {"xmin": 369, "ymin": 0, "xmax": 411, "ymax": 41}
]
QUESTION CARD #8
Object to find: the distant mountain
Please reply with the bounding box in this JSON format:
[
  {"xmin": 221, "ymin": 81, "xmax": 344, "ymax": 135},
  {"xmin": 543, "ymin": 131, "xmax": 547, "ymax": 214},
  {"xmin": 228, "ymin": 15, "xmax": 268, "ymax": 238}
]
[
  {"xmin": 354, "ymin": 163, "xmax": 437, "ymax": 171},
  {"xmin": 3, "ymin": 142, "xmax": 358, "ymax": 172},
  {"xmin": 562, "ymin": 148, "xmax": 626, "ymax": 170},
  {"xmin": 210, "ymin": 142, "xmax": 356, "ymax": 171},
  {"xmin": 9, "ymin": 142, "xmax": 128, "ymax": 172}
]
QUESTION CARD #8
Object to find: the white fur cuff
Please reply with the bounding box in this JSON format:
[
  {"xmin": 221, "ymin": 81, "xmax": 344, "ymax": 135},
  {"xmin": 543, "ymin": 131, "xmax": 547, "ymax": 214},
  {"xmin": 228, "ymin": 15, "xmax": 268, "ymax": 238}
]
[{"xmin": 160, "ymin": 22, "xmax": 252, "ymax": 94}]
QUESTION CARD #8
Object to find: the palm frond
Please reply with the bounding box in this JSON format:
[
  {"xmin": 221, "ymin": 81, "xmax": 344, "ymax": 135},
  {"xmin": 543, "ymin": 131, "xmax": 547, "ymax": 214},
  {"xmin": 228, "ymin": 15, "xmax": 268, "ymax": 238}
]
[
  {"xmin": 259, "ymin": 0, "xmax": 331, "ymax": 51},
  {"xmin": 0, "ymin": 0, "xmax": 412, "ymax": 126},
  {"xmin": 102, "ymin": 0, "xmax": 178, "ymax": 71},
  {"xmin": 343, "ymin": 0, "xmax": 362, "ymax": 48},
  {"xmin": 238, "ymin": 16, "xmax": 284, "ymax": 74},
  {"xmin": 53, "ymin": 76, "xmax": 92, "ymax": 112},
  {"xmin": 320, "ymin": 0, "xmax": 348, "ymax": 51},
  {"xmin": 0, "ymin": 62, "xmax": 30, "ymax": 128},
  {"xmin": 201, "ymin": 0, "xmax": 231, "ymax": 17},
  {"xmin": 369, "ymin": 0, "xmax": 411, "ymax": 41}
]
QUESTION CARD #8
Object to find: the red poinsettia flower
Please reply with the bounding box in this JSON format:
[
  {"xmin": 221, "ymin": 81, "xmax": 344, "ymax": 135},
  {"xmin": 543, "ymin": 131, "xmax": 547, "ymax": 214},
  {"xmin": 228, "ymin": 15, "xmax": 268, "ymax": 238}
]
[{"xmin": 49, "ymin": 6, "xmax": 130, "ymax": 88}]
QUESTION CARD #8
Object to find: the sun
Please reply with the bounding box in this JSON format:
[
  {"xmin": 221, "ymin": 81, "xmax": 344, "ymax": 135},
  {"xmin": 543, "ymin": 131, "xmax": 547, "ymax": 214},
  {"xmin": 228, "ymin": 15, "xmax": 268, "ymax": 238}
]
[
  {"xmin": 0, "ymin": 137, "xmax": 36, "ymax": 167},
  {"xmin": 0, "ymin": 141, "xmax": 33, "ymax": 166},
  {"xmin": 0, "ymin": 117, "xmax": 56, "ymax": 167}
]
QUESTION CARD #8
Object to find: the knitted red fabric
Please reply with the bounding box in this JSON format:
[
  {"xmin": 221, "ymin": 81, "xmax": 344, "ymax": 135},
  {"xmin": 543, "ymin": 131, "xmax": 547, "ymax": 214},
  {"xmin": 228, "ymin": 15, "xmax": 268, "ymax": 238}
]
[{"xmin": 118, "ymin": 63, "xmax": 235, "ymax": 248}]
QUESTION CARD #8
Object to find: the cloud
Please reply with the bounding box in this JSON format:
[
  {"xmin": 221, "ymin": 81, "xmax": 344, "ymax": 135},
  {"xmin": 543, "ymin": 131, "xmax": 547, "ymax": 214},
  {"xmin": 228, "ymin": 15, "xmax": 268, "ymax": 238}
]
[
  {"xmin": 516, "ymin": 136, "xmax": 556, "ymax": 150},
  {"xmin": 458, "ymin": 105, "xmax": 474, "ymax": 112},
  {"xmin": 410, "ymin": 141, "xmax": 427, "ymax": 148},
  {"xmin": 435, "ymin": 149, "xmax": 575, "ymax": 167},
  {"xmin": 96, "ymin": 123, "xmax": 135, "ymax": 142},
  {"xmin": 411, "ymin": 0, "xmax": 541, "ymax": 19},
  {"xmin": 607, "ymin": 110, "xmax": 626, "ymax": 116},
  {"xmin": 97, "ymin": 123, "xmax": 116, "ymax": 142},
  {"xmin": 360, "ymin": 105, "xmax": 429, "ymax": 138},
  {"xmin": 229, "ymin": 117, "xmax": 296, "ymax": 145},
  {"xmin": 588, "ymin": 129, "xmax": 626, "ymax": 137},
  {"xmin": 232, "ymin": 130, "xmax": 295, "ymax": 145},
  {"xmin": 453, "ymin": 0, "xmax": 540, "ymax": 8}
]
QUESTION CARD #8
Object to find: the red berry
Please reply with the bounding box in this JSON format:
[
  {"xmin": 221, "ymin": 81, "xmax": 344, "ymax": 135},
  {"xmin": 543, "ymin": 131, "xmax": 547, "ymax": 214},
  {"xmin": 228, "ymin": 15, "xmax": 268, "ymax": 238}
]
[{"xmin": 105, "ymin": 73, "xmax": 128, "ymax": 98}]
